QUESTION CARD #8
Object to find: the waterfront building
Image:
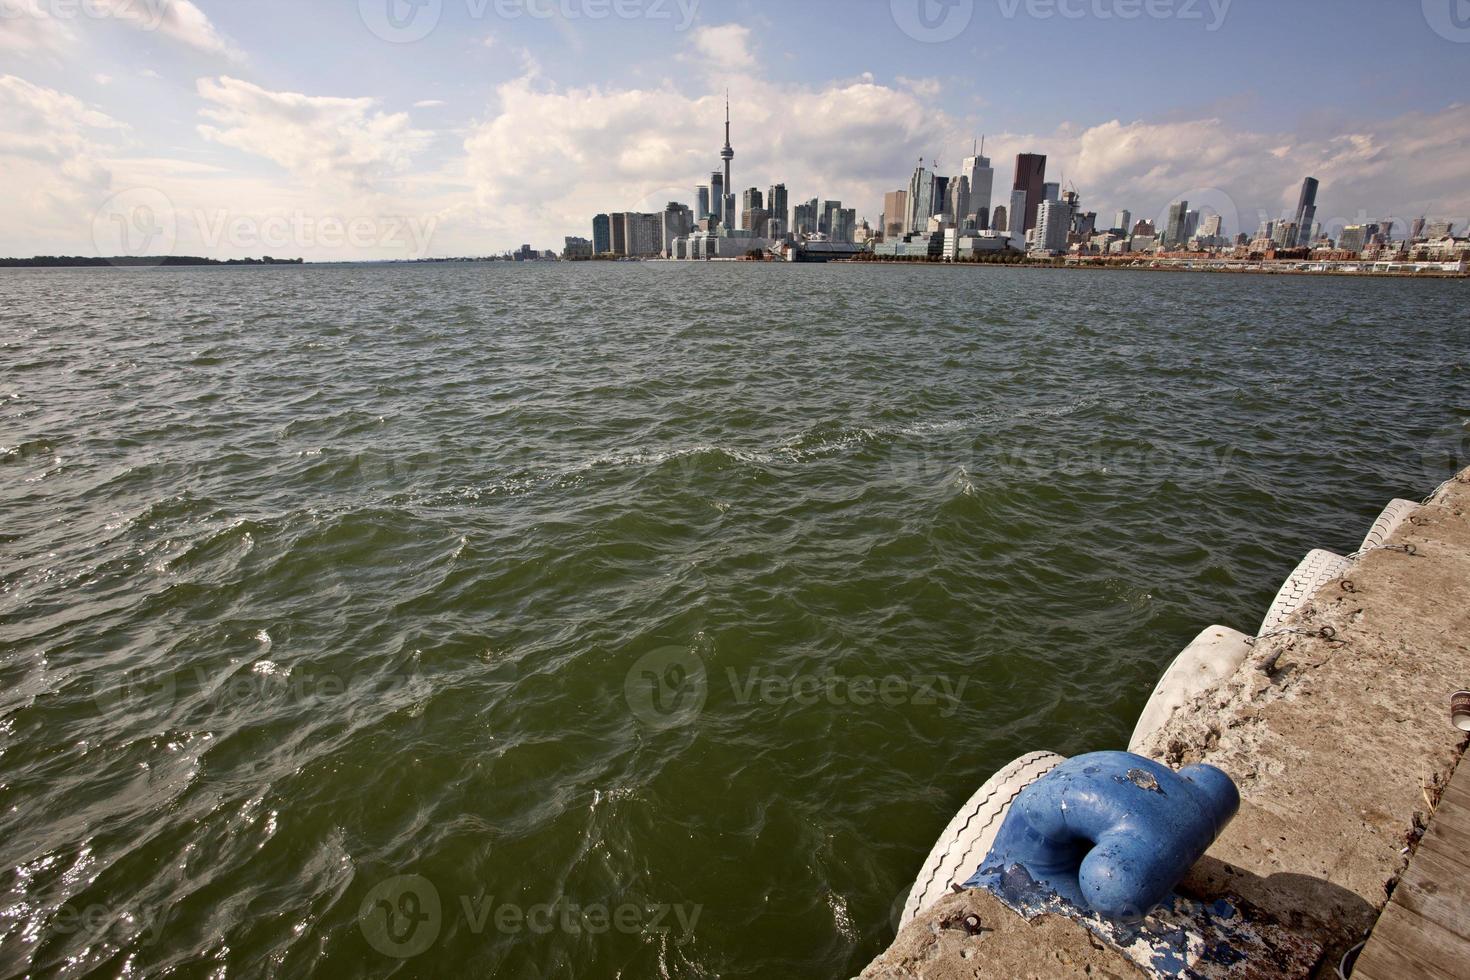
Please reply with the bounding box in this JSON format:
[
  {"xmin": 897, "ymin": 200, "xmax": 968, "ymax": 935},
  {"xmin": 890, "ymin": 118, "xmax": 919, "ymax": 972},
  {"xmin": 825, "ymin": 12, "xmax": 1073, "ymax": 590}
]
[
  {"xmin": 1339, "ymin": 224, "xmax": 1368, "ymax": 252},
  {"xmin": 592, "ymin": 213, "xmax": 611, "ymax": 255},
  {"xmin": 883, "ymin": 189, "xmax": 908, "ymax": 239},
  {"xmin": 873, "ymin": 230, "xmax": 944, "ymax": 259},
  {"xmin": 1012, "ymin": 153, "xmax": 1047, "ymax": 231},
  {"xmin": 905, "ymin": 162, "xmax": 934, "ymax": 234},
  {"xmin": 562, "ymin": 236, "xmax": 593, "ymax": 260},
  {"xmin": 1131, "ymin": 218, "xmax": 1156, "ymax": 237},
  {"xmin": 1293, "ymin": 177, "xmax": 1319, "ymax": 247},
  {"xmin": 1425, "ymin": 220, "xmax": 1455, "ymax": 238}
]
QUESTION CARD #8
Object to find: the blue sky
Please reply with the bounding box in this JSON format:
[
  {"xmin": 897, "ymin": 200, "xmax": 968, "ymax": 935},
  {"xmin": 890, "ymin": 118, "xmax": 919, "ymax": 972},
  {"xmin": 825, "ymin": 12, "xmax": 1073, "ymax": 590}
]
[{"xmin": 3, "ymin": 0, "xmax": 1468, "ymax": 258}]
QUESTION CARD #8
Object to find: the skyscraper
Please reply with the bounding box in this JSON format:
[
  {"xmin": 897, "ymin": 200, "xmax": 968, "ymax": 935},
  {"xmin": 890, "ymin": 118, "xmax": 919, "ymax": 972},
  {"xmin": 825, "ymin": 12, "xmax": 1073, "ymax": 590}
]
[
  {"xmin": 931, "ymin": 176, "xmax": 950, "ymax": 221},
  {"xmin": 1165, "ymin": 200, "xmax": 1189, "ymax": 246},
  {"xmin": 592, "ymin": 213, "xmax": 610, "ymax": 255},
  {"xmin": 610, "ymin": 212, "xmax": 627, "ymax": 254},
  {"xmin": 710, "ymin": 171, "xmax": 725, "ymax": 226},
  {"xmin": 1292, "ymin": 177, "xmax": 1319, "ymax": 248},
  {"xmin": 905, "ymin": 162, "xmax": 933, "ymax": 234},
  {"xmin": 820, "ymin": 199, "xmax": 842, "ymax": 236},
  {"xmin": 1034, "ymin": 198, "xmax": 1072, "ymax": 253},
  {"xmin": 767, "ymin": 183, "xmax": 788, "ymax": 237},
  {"xmin": 1012, "ymin": 153, "xmax": 1047, "ymax": 232},
  {"xmin": 794, "ymin": 199, "xmax": 819, "ymax": 237},
  {"xmin": 948, "ymin": 176, "xmax": 970, "ymax": 231},
  {"xmin": 883, "ymin": 189, "xmax": 907, "ymax": 239},
  {"xmin": 696, "ymin": 186, "xmax": 710, "ymax": 221},
  {"xmin": 960, "ymin": 146, "xmax": 993, "ymax": 228},
  {"xmin": 1008, "ymin": 187, "xmax": 1027, "ymax": 239},
  {"xmin": 990, "ymin": 204, "xmax": 1007, "ymax": 235}
]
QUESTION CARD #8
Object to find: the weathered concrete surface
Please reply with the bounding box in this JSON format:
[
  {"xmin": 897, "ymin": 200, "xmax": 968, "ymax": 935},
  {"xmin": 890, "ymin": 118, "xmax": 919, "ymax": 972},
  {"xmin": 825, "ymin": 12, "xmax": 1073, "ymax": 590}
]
[
  {"xmin": 862, "ymin": 467, "xmax": 1470, "ymax": 979},
  {"xmin": 860, "ymin": 889, "xmax": 1145, "ymax": 979}
]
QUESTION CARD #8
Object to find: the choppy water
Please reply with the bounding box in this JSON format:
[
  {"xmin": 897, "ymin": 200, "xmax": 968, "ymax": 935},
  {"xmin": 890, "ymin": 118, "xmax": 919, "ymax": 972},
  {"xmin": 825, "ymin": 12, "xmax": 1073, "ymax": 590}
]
[{"xmin": 1, "ymin": 262, "xmax": 1466, "ymax": 978}]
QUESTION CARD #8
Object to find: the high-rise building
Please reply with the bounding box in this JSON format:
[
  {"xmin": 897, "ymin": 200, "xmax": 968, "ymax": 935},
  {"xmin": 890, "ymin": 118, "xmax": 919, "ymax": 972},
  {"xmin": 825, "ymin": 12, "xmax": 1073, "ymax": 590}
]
[
  {"xmin": 592, "ymin": 213, "xmax": 611, "ymax": 255},
  {"xmin": 1008, "ymin": 187, "xmax": 1027, "ymax": 238},
  {"xmin": 622, "ymin": 212, "xmax": 662, "ymax": 256},
  {"xmin": 696, "ymin": 186, "xmax": 710, "ymax": 221},
  {"xmin": 1012, "ymin": 153, "xmax": 1047, "ymax": 232},
  {"xmin": 948, "ymin": 176, "xmax": 970, "ymax": 231},
  {"xmin": 661, "ymin": 202, "xmax": 693, "ymax": 256},
  {"xmin": 1034, "ymin": 198, "xmax": 1072, "ymax": 253},
  {"xmin": 990, "ymin": 204, "xmax": 1007, "ymax": 235},
  {"xmin": 1410, "ymin": 216, "xmax": 1427, "ymax": 240},
  {"xmin": 931, "ymin": 176, "xmax": 950, "ymax": 220},
  {"xmin": 1199, "ymin": 214, "xmax": 1223, "ymax": 240},
  {"xmin": 1042, "ymin": 181, "xmax": 1060, "ymax": 203},
  {"xmin": 960, "ymin": 147, "xmax": 993, "ymax": 228},
  {"xmin": 883, "ymin": 189, "xmax": 908, "ymax": 239},
  {"xmin": 1184, "ymin": 209, "xmax": 1200, "ymax": 241},
  {"xmin": 1339, "ymin": 225, "xmax": 1368, "ymax": 252},
  {"xmin": 1114, "ymin": 210, "xmax": 1131, "ymax": 233},
  {"xmin": 767, "ymin": 183, "xmax": 788, "ymax": 237},
  {"xmin": 1165, "ymin": 200, "xmax": 1189, "ymax": 246},
  {"xmin": 794, "ymin": 199, "xmax": 819, "ymax": 237},
  {"xmin": 610, "ymin": 212, "xmax": 627, "ymax": 254},
  {"xmin": 1292, "ymin": 177, "xmax": 1319, "ymax": 248},
  {"xmin": 710, "ymin": 172, "xmax": 725, "ymax": 226},
  {"xmin": 905, "ymin": 162, "xmax": 933, "ymax": 234},
  {"xmin": 819, "ymin": 199, "xmax": 842, "ymax": 236},
  {"xmin": 830, "ymin": 207, "xmax": 856, "ymax": 243}
]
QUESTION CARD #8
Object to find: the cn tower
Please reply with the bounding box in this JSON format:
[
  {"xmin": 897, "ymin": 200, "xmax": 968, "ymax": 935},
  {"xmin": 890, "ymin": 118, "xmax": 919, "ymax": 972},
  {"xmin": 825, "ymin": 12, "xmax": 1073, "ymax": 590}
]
[{"xmin": 720, "ymin": 91, "xmax": 734, "ymax": 228}]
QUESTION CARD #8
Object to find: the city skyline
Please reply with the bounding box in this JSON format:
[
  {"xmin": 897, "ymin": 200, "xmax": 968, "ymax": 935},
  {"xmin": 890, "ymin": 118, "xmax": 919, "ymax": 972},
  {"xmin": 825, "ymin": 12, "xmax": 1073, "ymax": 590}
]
[{"xmin": 3, "ymin": 1, "xmax": 1470, "ymax": 259}]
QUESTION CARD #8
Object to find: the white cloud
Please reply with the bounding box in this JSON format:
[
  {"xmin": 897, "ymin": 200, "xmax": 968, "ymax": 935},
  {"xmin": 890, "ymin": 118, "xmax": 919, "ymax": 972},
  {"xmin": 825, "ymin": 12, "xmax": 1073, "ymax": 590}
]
[
  {"xmin": 94, "ymin": 72, "xmax": 112, "ymax": 85},
  {"xmin": 688, "ymin": 24, "xmax": 755, "ymax": 70},
  {"xmin": 413, "ymin": 99, "xmax": 445, "ymax": 108},
  {"xmin": 481, "ymin": 33, "xmax": 495, "ymax": 49},
  {"xmin": 196, "ymin": 76, "xmax": 430, "ymax": 192},
  {"xmin": 0, "ymin": 0, "xmax": 76, "ymax": 58},
  {"xmin": 91, "ymin": 0, "xmax": 239, "ymax": 57}
]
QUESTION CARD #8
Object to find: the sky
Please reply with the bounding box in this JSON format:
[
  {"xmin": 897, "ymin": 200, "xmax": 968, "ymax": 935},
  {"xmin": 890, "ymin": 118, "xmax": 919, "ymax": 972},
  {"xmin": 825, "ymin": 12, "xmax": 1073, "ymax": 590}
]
[{"xmin": 3, "ymin": 0, "xmax": 1470, "ymax": 260}]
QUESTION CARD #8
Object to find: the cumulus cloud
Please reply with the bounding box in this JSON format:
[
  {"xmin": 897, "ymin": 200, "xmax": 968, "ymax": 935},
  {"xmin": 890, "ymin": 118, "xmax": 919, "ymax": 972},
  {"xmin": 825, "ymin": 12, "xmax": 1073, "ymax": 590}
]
[
  {"xmin": 91, "ymin": 0, "xmax": 239, "ymax": 57},
  {"xmin": 461, "ymin": 73, "xmax": 950, "ymax": 244},
  {"xmin": 688, "ymin": 24, "xmax": 755, "ymax": 70},
  {"xmin": 196, "ymin": 76, "xmax": 430, "ymax": 192},
  {"xmin": 0, "ymin": 0, "xmax": 76, "ymax": 57}
]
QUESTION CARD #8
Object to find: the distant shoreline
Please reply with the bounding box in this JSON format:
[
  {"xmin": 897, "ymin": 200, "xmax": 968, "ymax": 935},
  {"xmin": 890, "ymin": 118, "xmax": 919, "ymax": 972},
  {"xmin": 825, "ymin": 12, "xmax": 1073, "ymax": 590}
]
[
  {"xmin": 843, "ymin": 257, "xmax": 1468, "ymax": 279},
  {"xmin": 0, "ymin": 256, "xmax": 304, "ymax": 267}
]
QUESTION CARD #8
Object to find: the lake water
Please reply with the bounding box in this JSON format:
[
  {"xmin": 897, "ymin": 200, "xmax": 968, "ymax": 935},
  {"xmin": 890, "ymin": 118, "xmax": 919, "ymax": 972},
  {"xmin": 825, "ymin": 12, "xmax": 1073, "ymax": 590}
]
[{"xmin": 1, "ymin": 262, "xmax": 1466, "ymax": 977}]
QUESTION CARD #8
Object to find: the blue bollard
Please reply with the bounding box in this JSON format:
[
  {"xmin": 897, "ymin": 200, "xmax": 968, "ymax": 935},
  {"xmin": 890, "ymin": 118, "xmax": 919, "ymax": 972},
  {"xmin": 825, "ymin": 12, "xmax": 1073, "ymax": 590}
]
[{"xmin": 964, "ymin": 751, "xmax": 1239, "ymax": 922}]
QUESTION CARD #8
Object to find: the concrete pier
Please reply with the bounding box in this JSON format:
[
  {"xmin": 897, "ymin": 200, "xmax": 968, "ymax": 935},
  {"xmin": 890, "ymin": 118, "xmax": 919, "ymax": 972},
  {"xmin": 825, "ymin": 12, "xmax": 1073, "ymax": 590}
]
[{"xmin": 862, "ymin": 466, "xmax": 1470, "ymax": 978}]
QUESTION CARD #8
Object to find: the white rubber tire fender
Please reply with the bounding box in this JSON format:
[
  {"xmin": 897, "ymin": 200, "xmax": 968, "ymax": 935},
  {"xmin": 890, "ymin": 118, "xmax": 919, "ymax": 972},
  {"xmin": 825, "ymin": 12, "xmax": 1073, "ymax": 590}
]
[
  {"xmin": 899, "ymin": 751, "xmax": 1066, "ymax": 929},
  {"xmin": 1259, "ymin": 549, "xmax": 1352, "ymax": 635},
  {"xmin": 1128, "ymin": 625, "xmax": 1253, "ymax": 755}
]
